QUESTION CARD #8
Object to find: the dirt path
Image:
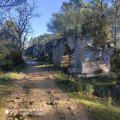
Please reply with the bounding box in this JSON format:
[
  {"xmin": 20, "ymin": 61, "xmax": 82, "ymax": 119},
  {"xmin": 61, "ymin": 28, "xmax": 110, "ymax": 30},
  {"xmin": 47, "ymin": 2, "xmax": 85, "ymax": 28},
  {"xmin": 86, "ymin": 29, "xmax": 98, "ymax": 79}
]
[{"xmin": 1, "ymin": 57, "xmax": 89, "ymax": 120}]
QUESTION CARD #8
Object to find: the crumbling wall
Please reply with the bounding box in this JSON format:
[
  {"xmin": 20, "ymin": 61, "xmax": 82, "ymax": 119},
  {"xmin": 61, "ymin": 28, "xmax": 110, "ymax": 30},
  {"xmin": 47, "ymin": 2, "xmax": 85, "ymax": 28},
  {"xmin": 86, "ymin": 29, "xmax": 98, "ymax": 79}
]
[
  {"xmin": 33, "ymin": 45, "xmax": 38, "ymax": 56},
  {"xmin": 67, "ymin": 35, "xmax": 114, "ymax": 74},
  {"xmin": 44, "ymin": 41, "xmax": 53, "ymax": 60},
  {"xmin": 52, "ymin": 39, "xmax": 65, "ymax": 66},
  {"xmin": 25, "ymin": 44, "xmax": 44, "ymax": 57},
  {"xmin": 44, "ymin": 34, "xmax": 114, "ymax": 75}
]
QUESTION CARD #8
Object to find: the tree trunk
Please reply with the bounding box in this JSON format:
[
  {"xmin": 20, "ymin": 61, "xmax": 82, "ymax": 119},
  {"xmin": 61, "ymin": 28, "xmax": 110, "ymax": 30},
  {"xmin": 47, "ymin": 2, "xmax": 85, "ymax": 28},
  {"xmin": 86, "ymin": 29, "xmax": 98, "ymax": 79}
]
[
  {"xmin": 100, "ymin": 0, "xmax": 103, "ymax": 13},
  {"xmin": 114, "ymin": 0, "xmax": 118, "ymax": 47}
]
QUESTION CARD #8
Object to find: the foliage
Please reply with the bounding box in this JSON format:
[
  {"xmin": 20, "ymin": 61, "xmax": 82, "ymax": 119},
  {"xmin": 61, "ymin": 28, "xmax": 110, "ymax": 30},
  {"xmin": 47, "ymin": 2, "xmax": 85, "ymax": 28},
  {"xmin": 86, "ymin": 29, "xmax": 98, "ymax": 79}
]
[
  {"xmin": 110, "ymin": 48, "xmax": 120, "ymax": 73},
  {"xmin": 1, "ymin": 20, "xmax": 18, "ymax": 44},
  {"xmin": 82, "ymin": 13, "xmax": 112, "ymax": 46},
  {"xmin": 75, "ymin": 82, "xmax": 83, "ymax": 93},
  {"xmin": 28, "ymin": 33, "xmax": 61, "ymax": 46},
  {"xmin": 45, "ymin": 0, "xmax": 120, "ymax": 47},
  {"xmin": 38, "ymin": 60, "xmax": 120, "ymax": 120},
  {"xmin": 0, "ymin": 0, "xmax": 26, "ymax": 8},
  {"xmin": 94, "ymin": 69, "xmax": 103, "ymax": 74},
  {"xmin": 107, "ymin": 96, "xmax": 112, "ymax": 106},
  {"xmin": 85, "ymin": 84, "xmax": 94, "ymax": 97},
  {"xmin": 0, "ymin": 42, "xmax": 24, "ymax": 71},
  {"xmin": 47, "ymin": 0, "xmax": 91, "ymax": 36},
  {"xmin": 0, "ymin": 72, "xmax": 16, "ymax": 110}
]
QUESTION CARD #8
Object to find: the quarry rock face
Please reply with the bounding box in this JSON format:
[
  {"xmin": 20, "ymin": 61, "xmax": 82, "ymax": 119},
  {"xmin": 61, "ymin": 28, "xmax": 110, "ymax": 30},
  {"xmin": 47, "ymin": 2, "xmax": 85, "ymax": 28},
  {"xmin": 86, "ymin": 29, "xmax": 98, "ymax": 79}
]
[{"xmin": 44, "ymin": 35, "xmax": 114, "ymax": 75}]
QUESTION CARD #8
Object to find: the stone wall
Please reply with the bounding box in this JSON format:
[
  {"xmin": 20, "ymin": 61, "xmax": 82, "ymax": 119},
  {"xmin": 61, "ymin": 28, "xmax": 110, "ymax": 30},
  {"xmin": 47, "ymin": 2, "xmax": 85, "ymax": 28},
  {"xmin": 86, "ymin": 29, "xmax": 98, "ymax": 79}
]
[
  {"xmin": 44, "ymin": 41, "xmax": 53, "ymax": 60},
  {"xmin": 44, "ymin": 35, "xmax": 114, "ymax": 75},
  {"xmin": 25, "ymin": 44, "xmax": 44, "ymax": 57},
  {"xmin": 52, "ymin": 39, "xmax": 65, "ymax": 66}
]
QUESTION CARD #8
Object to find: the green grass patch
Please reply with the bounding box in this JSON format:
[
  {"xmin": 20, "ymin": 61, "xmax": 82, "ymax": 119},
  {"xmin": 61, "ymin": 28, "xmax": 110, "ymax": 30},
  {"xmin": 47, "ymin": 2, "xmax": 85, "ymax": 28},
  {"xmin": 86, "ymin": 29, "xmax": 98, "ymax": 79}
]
[
  {"xmin": 0, "ymin": 59, "xmax": 27, "ymax": 111},
  {"xmin": 54, "ymin": 72, "xmax": 120, "ymax": 120},
  {"xmin": 0, "ymin": 72, "xmax": 16, "ymax": 110},
  {"xmin": 69, "ymin": 93, "xmax": 120, "ymax": 120}
]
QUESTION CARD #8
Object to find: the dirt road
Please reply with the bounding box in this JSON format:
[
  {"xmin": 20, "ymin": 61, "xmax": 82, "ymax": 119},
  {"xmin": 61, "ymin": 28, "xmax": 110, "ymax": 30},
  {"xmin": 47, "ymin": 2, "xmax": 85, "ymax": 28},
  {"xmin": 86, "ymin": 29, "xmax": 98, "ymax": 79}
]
[{"xmin": 1, "ymin": 57, "xmax": 89, "ymax": 120}]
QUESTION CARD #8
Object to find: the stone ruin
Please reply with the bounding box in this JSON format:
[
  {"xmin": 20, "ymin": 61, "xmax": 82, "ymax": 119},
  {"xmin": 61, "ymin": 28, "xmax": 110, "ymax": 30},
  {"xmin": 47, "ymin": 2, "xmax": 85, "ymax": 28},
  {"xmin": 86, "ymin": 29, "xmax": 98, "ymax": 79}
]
[
  {"xmin": 25, "ymin": 34, "xmax": 114, "ymax": 75},
  {"xmin": 25, "ymin": 44, "xmax": 44, "ymax": 57},
  {"xmin": 44, "ymin": 34, "xmax": 114, "ymax": 75}
]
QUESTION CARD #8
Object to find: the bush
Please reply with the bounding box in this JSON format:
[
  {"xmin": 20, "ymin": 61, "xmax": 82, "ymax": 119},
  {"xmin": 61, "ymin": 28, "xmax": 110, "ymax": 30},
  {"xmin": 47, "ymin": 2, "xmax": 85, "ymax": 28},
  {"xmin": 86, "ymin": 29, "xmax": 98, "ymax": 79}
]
[
  {"xmin": 110, "ymin": 49, "xmax": 120, "ymax": 73},
  {"xmin": 0, "ymin": 43, "xmax": 24, "ymax": 71},
  {"xmin": 85, "ymin": 84, "xmax": 94, "ymax": 97},
  {"xmin": 74, "ymin": 82, "xmax": 83, "ymax": 93},
  {"xmin": 94, "ymin": 86, "xmax": 106, "ymax": 97},
  {"xmin": 94, "ymin": 69, "xmax": 103, "ymax": 74}
]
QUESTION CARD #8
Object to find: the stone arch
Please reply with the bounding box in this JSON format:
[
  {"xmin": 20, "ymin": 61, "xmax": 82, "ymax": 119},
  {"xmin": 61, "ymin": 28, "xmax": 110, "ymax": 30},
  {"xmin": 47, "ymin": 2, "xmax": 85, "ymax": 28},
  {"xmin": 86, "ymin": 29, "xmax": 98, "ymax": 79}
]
[
  {"xmin": 64, "ymin": 43, "xmax": 72, "ymax": 55},
  {"xmin": 60, "ymin": 43, "xmax": 71, "ymax": 67}
]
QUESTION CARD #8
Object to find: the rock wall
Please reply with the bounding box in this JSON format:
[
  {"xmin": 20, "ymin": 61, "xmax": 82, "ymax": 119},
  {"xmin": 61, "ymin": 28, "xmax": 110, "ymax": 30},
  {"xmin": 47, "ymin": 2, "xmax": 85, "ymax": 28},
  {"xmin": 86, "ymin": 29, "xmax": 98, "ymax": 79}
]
[
  {"xmin": 44, "ymin": 35, "xmax": 114, "ymax": 75},
  {"xmin": 25, "ymin": 44, "xmax": 44, "ymax": 56}
]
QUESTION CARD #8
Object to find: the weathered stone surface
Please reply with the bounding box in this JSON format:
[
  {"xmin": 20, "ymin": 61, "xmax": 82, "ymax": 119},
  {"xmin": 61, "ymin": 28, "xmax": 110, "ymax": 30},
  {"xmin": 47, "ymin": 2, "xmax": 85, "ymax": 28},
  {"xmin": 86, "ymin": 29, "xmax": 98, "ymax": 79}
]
[
  {"xmin": 44, "ymin": 41, "xmax": 53, "ymax": 60},
  {"xmin": 25, "ymin": 44, "xmax": 44, "ymax": 57},
  {"xmin": 67, "ymin": 36, "xmax": 114, "ymax": 75},
  {"xmin": 44, "ymin": 34, "xmax": 114, "ymax": 75},
  {"xmin": 25, "ymin": 46, "xmax": 33, "ymax": 55},
  {"xmin": 52, "ymin": 39, "xmax": 65, "ymax": 66}
]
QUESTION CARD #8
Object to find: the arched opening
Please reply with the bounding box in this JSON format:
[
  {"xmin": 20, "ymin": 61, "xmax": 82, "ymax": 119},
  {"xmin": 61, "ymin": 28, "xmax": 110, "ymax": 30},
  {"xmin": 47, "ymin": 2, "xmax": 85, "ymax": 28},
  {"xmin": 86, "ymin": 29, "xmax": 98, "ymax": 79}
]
[{"xmin": 61, "ymin": 43, "xmax": 71, "ymax": 67}]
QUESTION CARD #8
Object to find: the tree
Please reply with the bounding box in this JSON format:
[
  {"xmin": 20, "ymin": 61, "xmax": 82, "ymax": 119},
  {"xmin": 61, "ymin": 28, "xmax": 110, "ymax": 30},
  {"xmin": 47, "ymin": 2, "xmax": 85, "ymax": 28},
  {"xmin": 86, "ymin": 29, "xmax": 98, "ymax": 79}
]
[
  {"xmin": 1, "ymin": 20, "xmax": 18, "ymax": 44},
  {"xmin": 0, "ymin": 0, "xmax": 26, "ymax": 8},
  {"xmin": 0, "ymin": 0, "xmax": 27, "ymax": 29},
  {"xmin": 47, "ymin": 0, "xmax": 91, "ymax": 36},
  {"xmin": 107, "ymin": 0, "xmax": 120, "ymax": 47},
  {"xmin": 8, "ymin": 3, "xmax": 39, "ymax": 50},
  {"xmin": 81, "ymin": 0, "xmax": 114, "ymax": 47}
]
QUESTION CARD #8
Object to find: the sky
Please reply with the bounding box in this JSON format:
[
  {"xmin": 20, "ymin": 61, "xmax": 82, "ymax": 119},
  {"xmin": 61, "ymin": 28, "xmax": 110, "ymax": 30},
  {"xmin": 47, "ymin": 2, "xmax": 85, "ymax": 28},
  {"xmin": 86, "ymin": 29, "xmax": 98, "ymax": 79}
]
[{"xmin": 30, "ymin": 0, "xmax": 68, "ymax": 39}]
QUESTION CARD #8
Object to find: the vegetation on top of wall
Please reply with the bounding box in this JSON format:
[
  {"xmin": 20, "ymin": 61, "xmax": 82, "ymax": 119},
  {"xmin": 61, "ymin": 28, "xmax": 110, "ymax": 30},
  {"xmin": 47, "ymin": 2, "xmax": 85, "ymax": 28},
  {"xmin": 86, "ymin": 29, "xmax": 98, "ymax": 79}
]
[
  {"xmin": 46, "ymin": 0, "xmax": 120, "ymax": 47},
  {"xmin": 94, "ymin": 69, "xmax": 103, "ymax": 74}
]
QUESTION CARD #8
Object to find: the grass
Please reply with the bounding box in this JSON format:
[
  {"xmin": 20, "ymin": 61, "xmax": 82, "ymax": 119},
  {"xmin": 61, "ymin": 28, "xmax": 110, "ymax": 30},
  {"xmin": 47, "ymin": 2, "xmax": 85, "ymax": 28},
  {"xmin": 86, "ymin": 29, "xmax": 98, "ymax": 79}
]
[
  {"xmin": 0, "ymin": 60, "xmax": 27, "ymax": 111},
  {"xmin": 38, "ymin": 61, "xmax": 120, "ymax": 120},
  {"xmin": 0, "ymin": 72, "xmax": 16, "ymax": 110},
  {"xmin": 69, "ymin": 93, "xmax": 120, "ymax": 120},
  {"xmin": 54, "ymin": 72, "xmax": 120, "ymax": 120}
]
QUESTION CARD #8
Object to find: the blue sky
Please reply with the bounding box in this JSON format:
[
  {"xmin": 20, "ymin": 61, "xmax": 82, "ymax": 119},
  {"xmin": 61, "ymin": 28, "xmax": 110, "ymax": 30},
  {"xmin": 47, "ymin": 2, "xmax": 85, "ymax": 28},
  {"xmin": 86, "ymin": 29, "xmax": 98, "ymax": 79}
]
[{"xmin": 30, "ymin": 0, "xmax": 68, "ymax": 39}]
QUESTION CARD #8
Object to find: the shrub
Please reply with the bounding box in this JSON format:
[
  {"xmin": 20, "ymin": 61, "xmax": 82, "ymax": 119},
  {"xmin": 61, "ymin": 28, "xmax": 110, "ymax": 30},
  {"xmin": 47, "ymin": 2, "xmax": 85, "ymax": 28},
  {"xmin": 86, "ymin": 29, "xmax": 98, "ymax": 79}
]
[
  {"xmin": 94, "ymin": 69, "xmax": 103, "ymax": 74},
  {"xmin": 85, "ymin": 84, "xmax": 94, "ymax": 97},
  {"xmin": 94, "ymin": 86, "xmax": 106, "ymax": 97},
  {"xmin": 74, "ymin": 82, "xmax": 83, "ymax": 93},
  {"xmin": 0, "ymin": 43, "xmax": 24, "ymax": 71},
  {"xmin": 107, "ymin": 96, "xmax": 112, "ymax": 106},
  {"xmin": 68, "ymin": 82, "xmax": 75, "ymax": 92},
  {"xmin": 110, "ymin": 48, "xmax": 120, "ymax": 73}
]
